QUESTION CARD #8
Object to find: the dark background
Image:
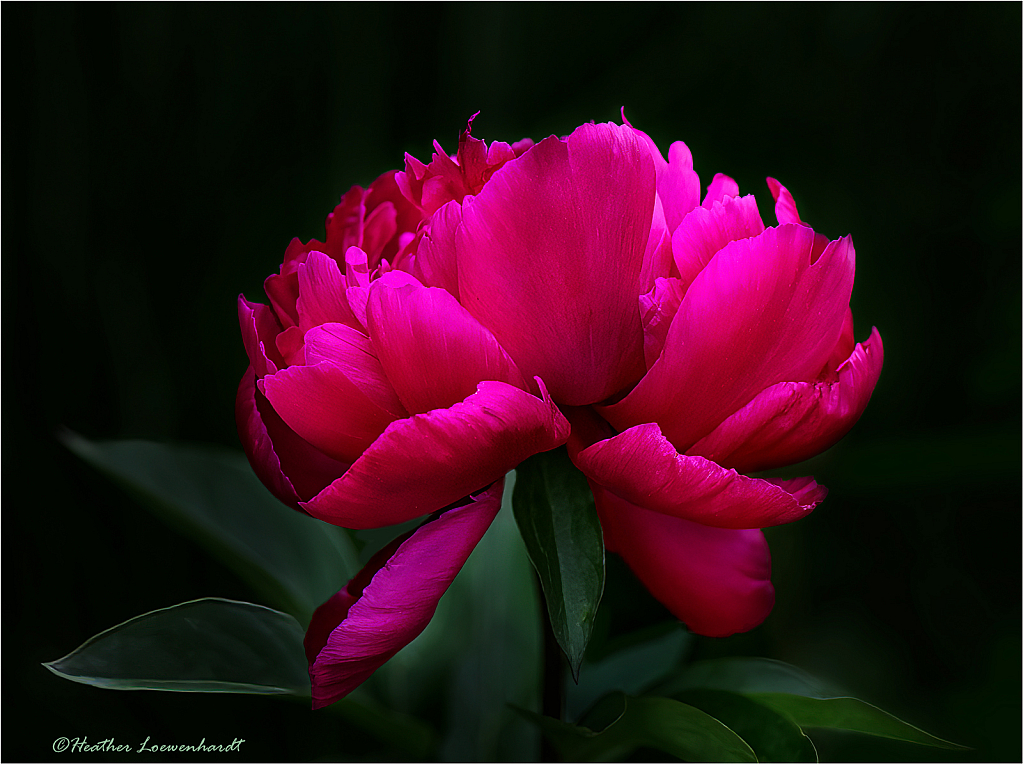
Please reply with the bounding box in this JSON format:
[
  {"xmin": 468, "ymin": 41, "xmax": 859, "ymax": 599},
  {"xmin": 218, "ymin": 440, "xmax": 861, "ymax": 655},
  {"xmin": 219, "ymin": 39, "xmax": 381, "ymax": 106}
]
[{"xmin": 5, "ymin": 3, "xmax": 1020, "ymax": 761}]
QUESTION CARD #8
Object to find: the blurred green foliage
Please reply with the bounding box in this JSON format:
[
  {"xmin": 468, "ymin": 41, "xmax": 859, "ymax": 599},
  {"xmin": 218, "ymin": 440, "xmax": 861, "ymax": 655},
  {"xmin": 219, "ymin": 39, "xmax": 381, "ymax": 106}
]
[{"xmin": 5, "ymin": 3, "xmax": 1019, "ymax": 761}]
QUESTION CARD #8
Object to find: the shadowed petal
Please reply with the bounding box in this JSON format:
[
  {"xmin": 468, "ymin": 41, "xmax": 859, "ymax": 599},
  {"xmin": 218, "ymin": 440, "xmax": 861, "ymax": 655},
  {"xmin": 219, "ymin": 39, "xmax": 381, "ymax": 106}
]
[
  {"xmin": 688, "ymin": 328, "xmax": 884, "ymax": 472},
  {"xmin": 594, "ymin": 484, "xmax": 775, "ymax": 638},
  {"xmin": 671, "ymin": 194, "xmax": 765, "ymax": 290},
  {"xmin": 306, "ymin": 480, "xmax": 504, "ymax": 708},
  {"xmin": 302, "ymin": 380, "xmax": 569, "ymax": 529},
  {"xmin": 575, "ymin": 423, "xmax": 826, "ymax": 529},
  {"xmin": 238, "ymin": 296, "xmax": 284, "ymax": 378}
]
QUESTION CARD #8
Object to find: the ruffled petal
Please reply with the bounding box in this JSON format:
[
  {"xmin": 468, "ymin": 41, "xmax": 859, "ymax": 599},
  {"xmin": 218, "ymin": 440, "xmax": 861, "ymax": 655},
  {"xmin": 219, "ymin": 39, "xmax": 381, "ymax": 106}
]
[
  {"xmin": 688, "ymin": 328, "xmax": 884, "ymax": 472},
  {"xmin": 702, "ymin": 173, "xmax": 739, "ymax": 208},
  {"xmin": 306, "ymin": 480, "xmax": 503, "ymax": 708},
  {"xmin": 602, "ymin": 225, "xmax": 855, "ymax": 451},
  {"xmin": 367, "ymin": 273, "xmax": 528, "ymax": 415},
  {"xmin": 259, "ymin": 361, "xmax": 399, "ymax": 465},
  {"xmin": 236, "ymin": 366, "xmax": 347, "ymax": 509},
  {"xmin": 574, "ymin": 423, "xmax": 826, "ymax": 529},
  {"xmin": 594, "ymin": 484, "xmax": 775, "ymax": 638},
  {"xmin": 456, "ymin": 122, "xmax": 655, "ymax": 406},
  {"xmin": 301, "ymin": 380, "xmax": 570, "ymax": 529},
  {"xmin": 671, "ymin": 194, "xmax": 765, "ymax": 290}
]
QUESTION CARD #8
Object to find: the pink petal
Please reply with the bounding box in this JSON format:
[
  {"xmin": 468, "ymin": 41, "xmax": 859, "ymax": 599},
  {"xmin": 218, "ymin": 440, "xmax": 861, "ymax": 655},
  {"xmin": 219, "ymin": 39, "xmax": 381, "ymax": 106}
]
[
  {"xmin": 303, "ymin": 323, "xmax": 408, "ymax": 419},
  {"xmin": 411, "ymin": 199, "xmax": 462, "ymax": 299},
  {"xmin": 766, "ymin": 177, "xmax": 805, "ymax": 226},
  {"xmin": 260, "ymin": 361, "xmax": 399, "ymax": 465},
  {"xmin": 238, "ymin": 296, "xmax": 284, "ymax": 378},
  {"xmin": 574, "ymin": 423, "xmax": 825, "ymax": 529},
  {"xmin": 702, "ymin": 173, "xmax": 740, "ymax": 208},
  {"xmin": 306, "ymin": 480, "xmax": 503, "ymax": 708},
  {"xmin": 594, "ymin": 484, "xmax": 774, "ymax": 638},
  {"xmin": 301, "ymin": 380, "xmax": 569, "ymax": 529},
  {"xmin": 296, "ymin": 251, "xmax": 363, "ymax": 333},
  {"xmin": 658, "ymin": 140, "xmax": 703, "ymax": 234},
  {"xmin": 456, "ymin": 122, "xmax": 655, "ymax": 405},
  {"xmin": 602, "ymin": 225, "xmax": 855, "ymax": 451},
  {"xmin": 639, "ymin": 277, "xmax": 685, "ymax": 368},
  {"xmin": 671, "ymin": 194, "xmax": 765, "ymax": 291},
  {"xmin": 236, "ymin": 366, "xmax": 347, "ymax": 509},
  {"xmin": 688, "ymin": 328, "xmax": 884, "ymax": 472},
  {"xmin": 367, "ymin": 273, "xmax": 528, "ymax": 415}
]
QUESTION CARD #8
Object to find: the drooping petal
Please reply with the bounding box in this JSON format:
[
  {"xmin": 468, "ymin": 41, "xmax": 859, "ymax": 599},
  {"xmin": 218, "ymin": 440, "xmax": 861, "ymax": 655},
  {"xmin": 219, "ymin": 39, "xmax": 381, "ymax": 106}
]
[
  {"xmin": 302, "ymin": 380, "xmax": 570, "ymax": 529},
  {"xmin": 594, "ymin": 485, "xmax": 775, "ymax": 638},
  {"xmin": 688, "ymin": 328, "xmax": 884, "ymax": 472},
  {"xmin": 671, "ymin": 194, "xmax": 765, "ymax": 290},
  {"xmin": 238, "ymin": 296, "xmax": 284, "ymax": 378},
  {"xmin": 306, "ymin": 480, "xmax": 503, "ymax": 708},
  {"xmin": 574, "ymin": 423, "xmax": 826, "ymax": 529},
  {"xmin": 259, "ymin": 361, "xmax": 399, "ymax": 465},
  {"xmin": 702, "ymin": 173, "xmax": 739, "ymax": 208},
  {"xmin": 456, "ymin": 122, "xmax": 655, "ymax": 405},
  {"xmin": 236, "ymin": 366, "xmax": 348, "ymax": 509},
  {"xmin": 602, "ymin": 225, "xmax": 855, "ymax": 451},
  {"xmin": 367, "ymin": 273, "xmax": 528, "ymax": 415},
  {"xmin": 303, "ymin": 322, "xmax": 408, "ymax": 419}
]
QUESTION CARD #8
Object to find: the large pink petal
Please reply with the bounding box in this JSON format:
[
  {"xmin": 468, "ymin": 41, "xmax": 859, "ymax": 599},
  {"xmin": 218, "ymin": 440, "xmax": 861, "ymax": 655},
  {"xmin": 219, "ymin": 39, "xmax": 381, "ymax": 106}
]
[
  {"xmin": 367, "ymin": 273, "xmax": 528, "ymax": 415},
  {"xmin": 259, "ymin": 361, "xmax": 399, "ymax": 465},
  {"xmin": 456, "ymin": 122, "xmax": 655, "ymax": 406},
  {"xmin": 688, "ymin": 328, "xmax": 884, "ymax": 472},
  {"xmin": 594, "ymin": 485, "xmax": 774, "ymax": 638},
  {"xmin": 306, "ymin": 481, "xmax": 503, "ymax": 708},
  {"xmin": 671, "ymin": 194, "xmax": 765, "ymax": 291},
  {"xmin": 302, "ymin": 380, "xmax": 569, "ymax": 529},
  {"xmin": 602, "ymin": 225, "xmax": 855, "ymax": 451},
  {"xmin": 236, "ymin": 366, "xmax": 348, "ymax": 509},
  {"xmin": 574, "ymin": 423, "xmax": 825, "ymax": 529}
]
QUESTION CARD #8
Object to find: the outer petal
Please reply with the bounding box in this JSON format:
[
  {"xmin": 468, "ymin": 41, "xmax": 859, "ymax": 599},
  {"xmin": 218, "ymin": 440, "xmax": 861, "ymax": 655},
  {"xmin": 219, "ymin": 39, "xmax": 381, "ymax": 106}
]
[
  {"xmin": 236, "ymin": 366, "xmax": 348, "ymax": 509},
  {"xmin": 238, "ymin": 296, "xmax": 284, "ymax": 378},
  {"xmin": 260, "ymin": 361, "xmax": 399, "ymax": 465},
  {"xmin": 688, "ymin": 328, "xmax": 884, "ymax": 472},
  {"xmin": 456, "ymin": 122, "xmax": 655, "ymax": 406},
  {"xmin": 671, "ymin": 194, "xmax": 765, "ymax": 291},
  {"xmin": 602, "ymin": 225, "xmax": 855, "ymax": 451},
  {"xmin": 594, "ymin": 485, "xmax": 775, "ymax": 638},
  {"xmin": 302, "ymin": 380, "xmax": 569, "ymax": 529},
  {"xmin": 574, "ymin": 423, "xmax": 826, "ymax": 529},
  {"xmin": 367, "ymin": 272, "xmax": 528, "ymax": 415},
  {"xmin": 306, "ymin": 480, "xmax": 503, "ymax": 708}
]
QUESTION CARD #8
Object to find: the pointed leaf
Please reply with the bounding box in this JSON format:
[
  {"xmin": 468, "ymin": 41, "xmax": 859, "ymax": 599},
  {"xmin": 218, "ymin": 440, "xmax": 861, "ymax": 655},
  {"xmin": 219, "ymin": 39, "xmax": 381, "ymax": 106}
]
[
  {"xmin": 512, "ymin": 447, "xmax": 605, "ymax": 679},
  {"xmin": 60, "ymin": 432, "xmax": 358, "ymax": 621},
  {"xmin": 523, "ymin": 692, "xmax": 757, "ymax": 762},
  {"xmin": 661, "ymin": 657, "xmax": 966, "ymax": 750},
  {"xmin": 44, "ymin": 598, "xmax": 309, "ymax": 694}
]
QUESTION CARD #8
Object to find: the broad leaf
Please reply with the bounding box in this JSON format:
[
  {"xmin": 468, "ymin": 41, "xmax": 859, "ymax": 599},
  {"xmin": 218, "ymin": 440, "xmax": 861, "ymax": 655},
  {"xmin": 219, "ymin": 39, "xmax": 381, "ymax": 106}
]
[
  {"xmin": 663, "ymin": 657, "xmax": 966, "ymax": 750},
  {"xmin": 676, "ymin": 689, "xmax": 818, "ymax": 762},
  {"xmin": 512, "ymin": 447, "xmax": 604, "ymax": 679},
  {"xmin": 61, "ymin": 432, "xmax": 358, "ymax": 621},
  {"xmin": 526, "ymin": 692, "xmax": 757, "ymax": 763},
  {"xmin": 44, "ymin": 598, "xmax": 309, "ymax": 694}
]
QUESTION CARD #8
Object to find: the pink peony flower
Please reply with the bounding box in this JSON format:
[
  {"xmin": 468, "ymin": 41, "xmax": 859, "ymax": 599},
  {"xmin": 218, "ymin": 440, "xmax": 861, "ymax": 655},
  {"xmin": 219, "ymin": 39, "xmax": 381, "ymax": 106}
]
[{"xmin": 237, "ymin": 115, "xmax": 882, "ymax": 708}]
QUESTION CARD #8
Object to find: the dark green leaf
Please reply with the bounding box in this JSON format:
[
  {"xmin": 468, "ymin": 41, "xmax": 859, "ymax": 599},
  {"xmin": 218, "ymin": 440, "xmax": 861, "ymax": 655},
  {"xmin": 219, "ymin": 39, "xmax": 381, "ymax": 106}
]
[
  {"xmin": 512, "ymin": 447, "xmax": 604, "ymax": 680},
  {"xmin": 524, "ymin": 692, "xmax": 757, "ymax": 762},
  {"xmin": 663, "ymin": 658, "xmax": 966, "ymax": 750},
  {"xmin": 60, "ymin": 432, "xmax": 358, "ymax": 621},
  {"xmin": 44, "ymin": 598, "xmax": 309, "ymax": 694},
  {"xmin": 676, "ymin": 689, "xmax": 818, "ymax": 762}
]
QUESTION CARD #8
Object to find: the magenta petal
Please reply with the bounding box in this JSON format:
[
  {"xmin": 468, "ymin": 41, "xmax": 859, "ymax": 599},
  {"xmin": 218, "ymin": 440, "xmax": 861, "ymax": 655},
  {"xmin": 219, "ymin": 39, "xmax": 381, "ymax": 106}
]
[
  {"xmin": 411, "ymin": 199, "xmax": 462, "ymax": 298},
  {"xmin": 671, "ymin": 194, "xmax": 765, "ymax": 290},
  {"xmin": 302, "ymin": 380, "xmax": 570, "ymax": 529},
  {"xmin": 306, "ymin": 480, "xmax": 503, "ymax": 708},
  {"xmin": 594, "ymin": 484, "xmax": 774, "ymax": 637},
  {"xmin": 688, "ymin": 328, "xmax": 884, "ymax": 472},
  {"xmin": 639, "ymin": 277, "xmax": 685, "ymax": 368},
  {"xmin": 238, "ymin": 296, "xmax": 284, "ymax": 377},
  {"xmin": 658, "ymin": 140, "xmax": 702, "ymax": 234},
  {"xmin": 260, "ymin": 361, "xmax": 399, "ymax": 465},
  {"xmin": 456, "ymin": 122, "xmax": 654, "ymax": 405},
  {"xmin": 767, "ymin": 177, "xmax": 805, "ymax": 226},
  {"xmin": 367, "ymin": 274, "xmax": 527, "ymax": 415},
  {"xmin": 702, "ymin": 173, "xmax": 740, "ymax": 208},
  {"xmin": 236, "ymin": 366, "xmax": 347, "ymax": 508},
  {"xmin": 297, "ymin": 251, "xmax": 362, "ymax": 332},
  {"xmin": 603, "ymin": 225, "xmax": 855, "ymax": 451},
  {"xmin": 575, "ymin": 423, "xmax": 825, "ymax": 529}
]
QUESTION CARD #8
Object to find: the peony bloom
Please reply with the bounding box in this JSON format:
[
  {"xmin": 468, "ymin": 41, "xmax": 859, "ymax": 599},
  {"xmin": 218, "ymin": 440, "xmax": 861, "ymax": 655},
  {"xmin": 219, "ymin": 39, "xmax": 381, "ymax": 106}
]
[{"xmin": 237, "ymin": 115, "xmax": 882, "ymax": 708}]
